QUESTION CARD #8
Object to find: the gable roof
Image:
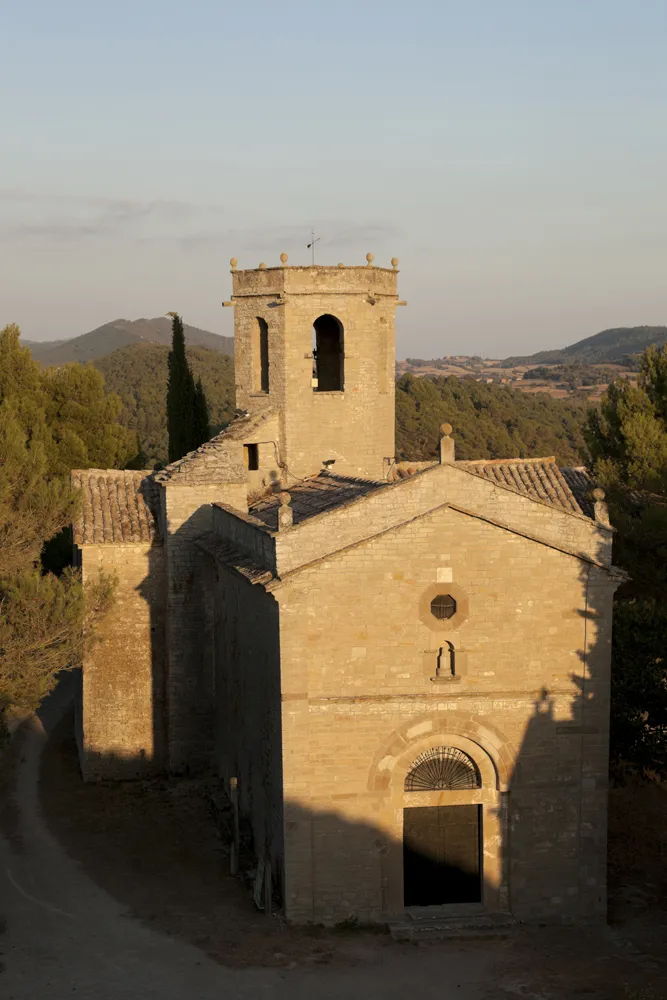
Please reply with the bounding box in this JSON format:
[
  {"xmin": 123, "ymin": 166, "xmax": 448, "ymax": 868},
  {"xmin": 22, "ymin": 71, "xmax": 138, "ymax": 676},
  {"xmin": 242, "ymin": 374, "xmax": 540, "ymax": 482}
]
[
  {"xmin": 249, "ymin": 472, "xmax": 387, "ymax": 529},
  {"xmin": 154, "ymin": 408, "xmax": 275, "ymax": 485},
  {"xmin": 72, "ymin": 470, "xmax": 160, "ymax": 545},
  {"xmin": 452, "ymin": 457, "xmax": 593, "ymax": 519},
  {"xmin": 247, "ymin": 460, "xmax": 596, "ymax": 534}
]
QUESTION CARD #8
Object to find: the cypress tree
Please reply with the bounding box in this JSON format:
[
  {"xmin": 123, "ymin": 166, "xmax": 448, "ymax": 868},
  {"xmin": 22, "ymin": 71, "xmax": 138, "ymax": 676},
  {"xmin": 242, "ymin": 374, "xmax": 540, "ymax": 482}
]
[
  {"xmin": 166, "ymin": 312, "xmax": 211, "ymax": 463},
  {"xmin": 166, "ymin": 312, "xmax": 193, "ymax": 463},
  {"xmin": 193, "ymin": 376, "xmax": 210, "ymax": 447}
]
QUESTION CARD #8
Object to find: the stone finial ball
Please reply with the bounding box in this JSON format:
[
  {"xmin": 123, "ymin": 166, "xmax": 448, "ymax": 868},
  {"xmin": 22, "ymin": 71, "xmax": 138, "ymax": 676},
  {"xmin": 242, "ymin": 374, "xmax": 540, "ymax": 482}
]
[
  {"xmin": 366, "ymin": 252, "xmax": 374, "ymax": 265},
  {"xmin": 592, "ymin": 487, "xmax": 606, "ymax": 501},
  {"xmin": 280, "ymin": 252, "xmax": 288, "ymax": 264},
  {"xmin": 440, "ymin": 422, "xmax": 453, "ymax": 437},
  {"xmin": 278, "ymin": 492, "xmax": 291, "ymax": 506},
  {"xmin": 230, "ymin": 257, "xmax": 238, "ymax": 270},
  {"xmin": 391, "ymin": 257, "xmax": 399, "ymax": 269}
]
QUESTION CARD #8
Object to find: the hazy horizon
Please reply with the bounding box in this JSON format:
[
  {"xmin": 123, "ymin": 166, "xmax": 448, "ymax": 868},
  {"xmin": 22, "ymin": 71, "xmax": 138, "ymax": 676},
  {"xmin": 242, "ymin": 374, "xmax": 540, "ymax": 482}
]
[{"xmin": 3, "ymin": 1, "xmax": 667, "ymax": 359}]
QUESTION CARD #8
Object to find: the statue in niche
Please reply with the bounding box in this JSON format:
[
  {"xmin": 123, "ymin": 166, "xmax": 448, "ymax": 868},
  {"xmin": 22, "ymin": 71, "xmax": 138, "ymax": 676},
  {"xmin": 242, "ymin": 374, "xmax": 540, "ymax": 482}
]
[{"xmin": 432, "ymin": 640, "xmax": 456, "ymax": 681}]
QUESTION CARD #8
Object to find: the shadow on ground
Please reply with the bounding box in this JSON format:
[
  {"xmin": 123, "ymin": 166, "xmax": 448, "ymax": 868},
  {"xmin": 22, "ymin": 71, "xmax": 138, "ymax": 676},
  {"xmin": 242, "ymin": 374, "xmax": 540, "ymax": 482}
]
[{"xmin": 39, "ymin": 708, "xmax": 667, "ymax": 997}]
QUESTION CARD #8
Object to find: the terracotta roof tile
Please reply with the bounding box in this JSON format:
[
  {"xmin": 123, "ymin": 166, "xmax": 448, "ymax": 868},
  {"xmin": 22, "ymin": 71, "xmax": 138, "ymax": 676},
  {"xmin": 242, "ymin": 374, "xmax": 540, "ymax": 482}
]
[
  {"xmin": 249, "ymin": 472, "xmax": 387, "ymax": 529},
  {"xmin": 560, "ymin": 467, "xmax": 595, "ymax": 519},
  {"xmin": 195, "ymin": 535, "xmax": 274, "ymax": 585},
  {"xmin": 72, "ymin": 470, "xmax": 160, "ymax": 545},
  {"xmin": 456, "ymin": 457, "xmax": 590, "ymax": 518}
]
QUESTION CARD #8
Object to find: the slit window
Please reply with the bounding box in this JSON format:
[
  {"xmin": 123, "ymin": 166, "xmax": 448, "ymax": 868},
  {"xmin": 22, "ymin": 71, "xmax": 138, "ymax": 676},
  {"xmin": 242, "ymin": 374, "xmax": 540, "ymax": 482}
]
[
  {"xmin": 252, "ymin": 317, "xmax": 269, "ymax": 393},
  {"xmin": 244, "ymin": 443, "xmax": 259, "ymax": 471},
  {"xmin": 312, "ymin": 314, "xmax": 344, "ymax": 391}
]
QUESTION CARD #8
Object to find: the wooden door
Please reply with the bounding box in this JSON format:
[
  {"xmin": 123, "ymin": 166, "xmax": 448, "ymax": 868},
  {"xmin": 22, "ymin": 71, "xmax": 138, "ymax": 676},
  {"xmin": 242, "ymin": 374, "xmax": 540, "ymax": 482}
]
[{"xmin": 403, "ymin": 805, "xmax": 481, "ymax": 906}]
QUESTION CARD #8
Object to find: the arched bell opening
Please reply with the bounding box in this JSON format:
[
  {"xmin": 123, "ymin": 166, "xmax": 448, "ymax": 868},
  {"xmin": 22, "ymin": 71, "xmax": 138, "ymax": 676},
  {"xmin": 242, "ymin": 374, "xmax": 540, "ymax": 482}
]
[{"xmin": 312, "ymin": 314, "xmax": 344, "ymax": 391}]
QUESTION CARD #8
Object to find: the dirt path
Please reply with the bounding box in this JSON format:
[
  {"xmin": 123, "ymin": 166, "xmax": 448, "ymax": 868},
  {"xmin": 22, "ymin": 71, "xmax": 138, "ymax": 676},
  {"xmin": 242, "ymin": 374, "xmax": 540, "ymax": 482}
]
[{"xmin": 0, "ymin": 687, "xmax": 494, "ymax": 1000}]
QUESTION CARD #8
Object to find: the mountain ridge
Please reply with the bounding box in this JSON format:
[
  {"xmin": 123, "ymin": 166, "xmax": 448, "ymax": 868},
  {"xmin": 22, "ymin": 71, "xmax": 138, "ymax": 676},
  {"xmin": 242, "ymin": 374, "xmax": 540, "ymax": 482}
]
[
  {"xmin": 26, "ymin": 317, "xmax": 233, "ymax": 366},
  {"xmin": 501, "ymin": 325, "xmax": 667, "ymax": 367}
]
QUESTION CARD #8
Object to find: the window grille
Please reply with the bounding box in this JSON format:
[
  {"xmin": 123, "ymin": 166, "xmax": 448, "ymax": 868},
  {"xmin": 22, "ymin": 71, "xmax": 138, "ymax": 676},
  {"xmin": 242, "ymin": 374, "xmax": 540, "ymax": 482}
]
[
  {"xmin": 404, "ymin": 746, "xmax": 481, "ymax": 791},
  {"xmin": 430, "ymin": 594, "xmax": 457, "ymax": 620}
]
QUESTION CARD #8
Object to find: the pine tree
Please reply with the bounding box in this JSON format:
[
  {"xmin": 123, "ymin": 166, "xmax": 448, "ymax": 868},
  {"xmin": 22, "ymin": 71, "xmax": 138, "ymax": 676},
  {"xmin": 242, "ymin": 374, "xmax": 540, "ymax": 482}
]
[
  {"xmin": 586, "ymin": 344, "xmax": 667, "ymax": 492},
  {"xmin": 0, "ymin": 325, "xmax": 115, "ymax": 737},
  {"xmin": 166, "ymin": 313, "xmax": 211, "ymax": 462},
  {"xmin": 586, "ymin": 345, "xmax": 667, "ymax": 777}
]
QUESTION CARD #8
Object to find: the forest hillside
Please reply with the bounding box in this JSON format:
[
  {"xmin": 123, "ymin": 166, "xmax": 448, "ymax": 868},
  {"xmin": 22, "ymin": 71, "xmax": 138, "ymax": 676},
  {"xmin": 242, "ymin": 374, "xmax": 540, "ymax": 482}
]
[
  {"xmin": 395, "ymin": 374, "xmax": 588, "ymax": 465},
  {"xmin": 92, "ymin": 343, "xmax": 589, "ymax": 468},
  {"xmin": 502, "ymin": 325, "xmax": 667, "ymax": 367},
  {"xmin": 94, "ymin": 342, "xmax": 235, "ymax": 465},
  {"xmin": 28, "ymin": 317, "xmax": 233, "ymax": 367}
]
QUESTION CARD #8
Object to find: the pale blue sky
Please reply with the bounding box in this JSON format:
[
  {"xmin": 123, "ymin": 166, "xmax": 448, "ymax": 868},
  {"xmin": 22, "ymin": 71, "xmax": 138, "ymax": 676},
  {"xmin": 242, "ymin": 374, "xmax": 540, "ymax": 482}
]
[{"xmin": 2, "ymin": 0, "xmax": 666, "ymax": 357}]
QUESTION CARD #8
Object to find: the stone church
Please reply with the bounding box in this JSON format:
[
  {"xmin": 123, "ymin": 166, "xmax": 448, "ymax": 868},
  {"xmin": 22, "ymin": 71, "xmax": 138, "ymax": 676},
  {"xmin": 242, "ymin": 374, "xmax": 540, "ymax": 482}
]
[{"xmin": 72, "ymin": 255, "xmax": 623, "ymax": 927}]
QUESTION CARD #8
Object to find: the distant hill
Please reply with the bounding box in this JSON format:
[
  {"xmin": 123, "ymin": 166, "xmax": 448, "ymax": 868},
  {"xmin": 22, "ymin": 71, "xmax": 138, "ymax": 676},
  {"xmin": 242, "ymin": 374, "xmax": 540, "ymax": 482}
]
[
  {"xmin": 27, "ymin": 317, "xmax": 233, "ymax": 366},
  {"xmin": 94, "ymin": 342, "xmax": 235, "ymax": 465},
  {"xmin": 502, "ymin": 326, "xmax": 667, "ymax": 368}
]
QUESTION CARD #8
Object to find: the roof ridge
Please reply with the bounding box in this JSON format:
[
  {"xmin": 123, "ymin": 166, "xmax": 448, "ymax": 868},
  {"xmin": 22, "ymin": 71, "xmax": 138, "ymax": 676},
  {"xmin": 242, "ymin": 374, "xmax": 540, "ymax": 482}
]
[
  {"xmin": 457, "ymin": 456, "xmax": 556, "ymax": 466},
  {"xmin": 72, "ymin": 468, "xmax": 154, "ymax": 476},
  {"xmin": 154, "ymin": 407, "xmax": 276, "ymax": 483}
]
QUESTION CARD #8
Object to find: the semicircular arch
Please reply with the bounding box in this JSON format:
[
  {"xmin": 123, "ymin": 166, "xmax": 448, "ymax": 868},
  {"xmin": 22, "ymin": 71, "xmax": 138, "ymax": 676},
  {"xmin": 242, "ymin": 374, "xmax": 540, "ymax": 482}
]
[{"xmin": 368, "ymin": 711, "xmax": 514, "ymax": 794}]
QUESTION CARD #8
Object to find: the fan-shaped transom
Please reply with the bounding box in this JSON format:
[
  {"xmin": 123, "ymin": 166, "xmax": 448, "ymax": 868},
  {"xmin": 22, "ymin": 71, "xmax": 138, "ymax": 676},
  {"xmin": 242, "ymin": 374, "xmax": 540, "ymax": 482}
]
[{"xmin": 404, "ymin": 746, "xmax": 481, "ymax": 792}]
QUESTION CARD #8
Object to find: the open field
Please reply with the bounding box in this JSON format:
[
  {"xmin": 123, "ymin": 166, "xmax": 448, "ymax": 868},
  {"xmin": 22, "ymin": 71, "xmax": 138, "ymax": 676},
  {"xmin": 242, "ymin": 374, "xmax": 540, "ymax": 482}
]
[{"xmin": 397, "ymin": 357, "xmax": 638, "ymax": 401}]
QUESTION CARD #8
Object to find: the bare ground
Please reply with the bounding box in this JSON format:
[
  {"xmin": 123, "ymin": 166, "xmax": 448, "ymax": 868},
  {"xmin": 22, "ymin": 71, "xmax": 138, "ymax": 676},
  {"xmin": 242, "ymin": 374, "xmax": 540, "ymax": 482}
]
[{"xmin": 38, "ymin": 711, "xmax": 667, "ymax": 997}]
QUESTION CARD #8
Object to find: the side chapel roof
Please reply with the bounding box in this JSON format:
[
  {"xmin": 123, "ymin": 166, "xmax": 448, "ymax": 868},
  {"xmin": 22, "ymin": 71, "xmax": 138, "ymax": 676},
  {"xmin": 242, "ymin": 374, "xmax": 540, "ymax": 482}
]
[
  {"xmin": 71, "ymin": 470, "xmax": 160, "ymax": 545},
  {"xmin": 249, "ymin": 473, "xmax": 387, "ymax": 529},
  {"xmin": 456, "ymin": 457, "xmax": 594, "ymax": 519}
]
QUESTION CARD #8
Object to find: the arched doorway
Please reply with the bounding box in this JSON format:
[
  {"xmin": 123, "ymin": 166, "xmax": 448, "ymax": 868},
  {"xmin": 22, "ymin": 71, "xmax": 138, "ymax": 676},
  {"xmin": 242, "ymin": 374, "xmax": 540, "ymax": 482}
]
[{"xmin": 402, "ymin": 746, "xmax": 484, "ymax": 906}]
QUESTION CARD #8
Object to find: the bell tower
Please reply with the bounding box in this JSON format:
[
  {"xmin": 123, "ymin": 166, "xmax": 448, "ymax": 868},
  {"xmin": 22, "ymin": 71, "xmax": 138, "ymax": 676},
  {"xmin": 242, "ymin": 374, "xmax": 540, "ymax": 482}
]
[{"xmin": 226, "ymin": 253, "xmax": 402, "ymax": 482}]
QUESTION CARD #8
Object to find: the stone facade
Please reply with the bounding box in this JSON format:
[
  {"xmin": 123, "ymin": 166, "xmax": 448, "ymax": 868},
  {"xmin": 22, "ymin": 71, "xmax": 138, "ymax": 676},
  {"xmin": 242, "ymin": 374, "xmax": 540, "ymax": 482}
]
[{"xmin": 73, "ymin": 256, "xmax": 622, "ymax": 926}]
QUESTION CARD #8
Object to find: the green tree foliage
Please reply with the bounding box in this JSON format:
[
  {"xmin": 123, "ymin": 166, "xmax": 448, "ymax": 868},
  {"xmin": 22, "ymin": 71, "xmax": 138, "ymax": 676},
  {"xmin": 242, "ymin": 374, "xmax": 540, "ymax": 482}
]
[
  {"xmin": 0, "ymin": 325, "xmax": 118, "ymax": 735},
  {"xmin": 166, "ymin": 313, "xmax": 211, "ymax": 464},
  {"xmin": 587, "ymin": 345, "xmax": 667, "ymax": 778},
  {"xmin": 0, "ymin": 324, "xmax": 138, "ymax": 478},
  {"xmin": 193, "ymin": 376, "xmax": 210, "ymax": 446},
  {"xmin": 503, "ymin": 325, "xmax": 667, "ymax": 367},
  {"xmin": 610, "ymin": 601, "xmax": 667, "ymax": 780},
  {"xmin": 396, "ymin": 374, "xmax": 588, "ymax": 465},
  {"xmin": 95, "ymin": 342, "xmax": 234, "ymax": 467}
]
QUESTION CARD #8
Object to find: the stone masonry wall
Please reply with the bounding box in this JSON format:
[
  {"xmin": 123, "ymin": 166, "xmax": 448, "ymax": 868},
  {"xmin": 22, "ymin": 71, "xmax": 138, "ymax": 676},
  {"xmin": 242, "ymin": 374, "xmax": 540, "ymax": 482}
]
[
  {"xmin": 79, "ymin": 541, "xmax": 166, "ymax": 780},
  {"xmin": 232, "ymin": 263, "xmax": 397, "ymax": 481},
  {"xmin": 271, "ymin": 503, "xmax": 614, "ymax": 924},
  {"xmin": 162, "ymin": 481, "xmax": 247, "ymax": 773},
  {"xmin": 272, "ymin": 463, "xmax": 612, "ymax": 579},
  {"xmin": 212, "ymin": 567, "xmax": 284, "ymax": 881}
]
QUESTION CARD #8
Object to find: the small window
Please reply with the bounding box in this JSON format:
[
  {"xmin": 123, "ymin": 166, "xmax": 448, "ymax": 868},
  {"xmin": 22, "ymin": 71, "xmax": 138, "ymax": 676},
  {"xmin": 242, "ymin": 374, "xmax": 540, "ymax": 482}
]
[
  {"xmin": 244, "ymin": 443, "xmax": 259, "ymax": 471},
  {"xmin": 431, "ymin": 594, "xmax": 457, "ymax": 620}
]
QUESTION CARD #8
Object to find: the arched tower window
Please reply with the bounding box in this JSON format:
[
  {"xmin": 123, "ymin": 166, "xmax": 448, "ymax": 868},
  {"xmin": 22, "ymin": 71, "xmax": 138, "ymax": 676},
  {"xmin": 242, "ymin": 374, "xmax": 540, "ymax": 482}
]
[
  {"xmin": 404, "ymin": 746, "xmax": 481, "ymax": 791},
  {"xmin": 312, "ymin": 314, "xmax": 344, "ymax": 392},
  {"xmin": 252, "ymin": 317, "xmax": 269, "ymax": 393}
]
